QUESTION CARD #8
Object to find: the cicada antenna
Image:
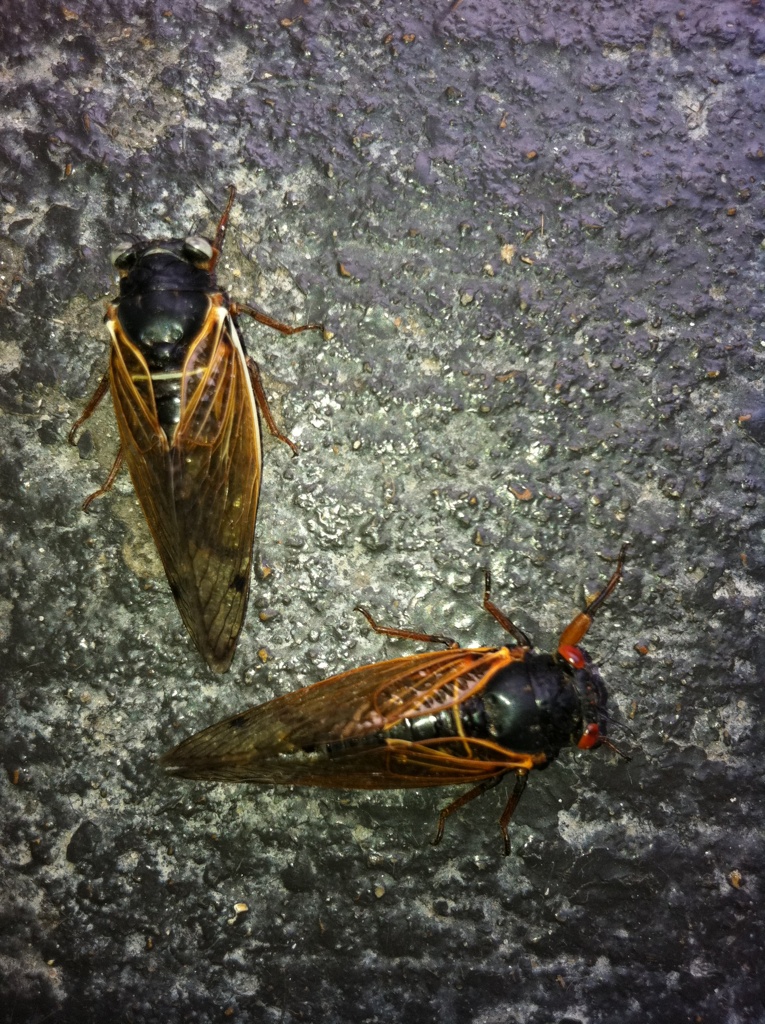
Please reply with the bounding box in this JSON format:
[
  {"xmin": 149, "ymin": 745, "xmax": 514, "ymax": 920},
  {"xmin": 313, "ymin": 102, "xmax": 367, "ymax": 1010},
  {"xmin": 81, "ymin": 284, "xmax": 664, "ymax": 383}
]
[{"xmin": 600, "ymin": 737, "xmax": 632, "ymax": 762}]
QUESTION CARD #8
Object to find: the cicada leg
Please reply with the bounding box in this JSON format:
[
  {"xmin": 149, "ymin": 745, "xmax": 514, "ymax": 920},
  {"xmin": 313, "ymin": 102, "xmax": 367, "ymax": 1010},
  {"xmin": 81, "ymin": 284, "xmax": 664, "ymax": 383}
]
[
  {"xmin": 209, "ymin": 184, "xmax": 237, "ymax": 271},
  {"xmin": 482, "ymin": 569, "xmax": 532, "ymax": 648},
  {"xmin": 497, "ymin": 770, "xmax": 529, "ymax": 856},
  {"xmin": 233, "ymin": 302, "xmax": 323, "ymax": 457},
  {"xmin": 432, "ymin": 773, "xmax": 508, "ymax": 848},
  {"xmin": 81, "ymin": 449, "xmax": 125, "ymax": 512},
  {"xmin": 70, "ymin": 372, "xmax": 126, "ymax": 510},
  {"xmin": 205, "ymin": 187, "xmax": 325, "ymax": 469},
  {"xmin": 69, "ymin": 371, "xmax": 110, "ymax": 445},
  {"xmin": 245, "ymin": 357, "xmax": 299, "ymax": 456},
  {"xmin": 557, "ymin": 544, "xmax": 627, "ymax": 651},
  {"xmin": 354, "ymin": 605, "xmax": 459, "ymax": 650},
  {"xmin": 208, "ymin": 184, "xmax": 322, "ymax": 336},
  {"xmin": 432, "ymin": 769, "xmax": 529, "ymax": 855},
  {"xmin": 231, "ymin": 302, "xmax": 324, "ymax": 338}
]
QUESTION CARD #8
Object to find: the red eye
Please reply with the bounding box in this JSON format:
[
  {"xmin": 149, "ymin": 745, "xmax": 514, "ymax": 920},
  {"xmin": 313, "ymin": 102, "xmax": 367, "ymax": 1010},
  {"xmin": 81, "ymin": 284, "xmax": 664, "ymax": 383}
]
[
  {"xmin": 558, "ymin": 644, "xmax": 587, "ymax": 669},
  {"xmin": 578, "ymin": 723, "xmax": 600, "ymax": 749}
]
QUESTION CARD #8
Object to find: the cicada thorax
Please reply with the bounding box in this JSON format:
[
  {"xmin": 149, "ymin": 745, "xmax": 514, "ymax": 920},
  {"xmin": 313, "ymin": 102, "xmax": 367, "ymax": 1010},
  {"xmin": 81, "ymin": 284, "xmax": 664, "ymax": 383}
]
[
  {"xmin": 326, "ymin": 648, "xmax": 607, "ymax": 770},
  {"xmin": 109, "ymin": 250, "xmax": 227, "ymax": 443},
  {"xmin": 476, "ymin": 649, "xmax": 608, "ymax": 759}
]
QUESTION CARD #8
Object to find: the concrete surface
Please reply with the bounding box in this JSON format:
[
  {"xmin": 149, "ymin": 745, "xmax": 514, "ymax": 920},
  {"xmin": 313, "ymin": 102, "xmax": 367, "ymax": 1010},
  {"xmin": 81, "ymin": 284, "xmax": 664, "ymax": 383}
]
[{"xmin": 1, "ymin": 1, "xmax": 764, "ymax": 1022}]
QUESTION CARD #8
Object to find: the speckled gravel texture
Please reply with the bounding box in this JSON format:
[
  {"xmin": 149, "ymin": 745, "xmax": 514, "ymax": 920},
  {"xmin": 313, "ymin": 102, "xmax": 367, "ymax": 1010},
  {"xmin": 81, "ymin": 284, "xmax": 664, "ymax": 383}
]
[{"xmin": 1, "ymin": 1, "xmax": 764, "ymax": 1022}]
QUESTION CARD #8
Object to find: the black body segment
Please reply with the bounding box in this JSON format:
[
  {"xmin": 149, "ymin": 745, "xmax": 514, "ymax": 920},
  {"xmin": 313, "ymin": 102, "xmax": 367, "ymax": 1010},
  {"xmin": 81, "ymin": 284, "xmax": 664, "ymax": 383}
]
[{"xmin": 382, "ymin": 651, "xmax": 593, "ymax": 761}]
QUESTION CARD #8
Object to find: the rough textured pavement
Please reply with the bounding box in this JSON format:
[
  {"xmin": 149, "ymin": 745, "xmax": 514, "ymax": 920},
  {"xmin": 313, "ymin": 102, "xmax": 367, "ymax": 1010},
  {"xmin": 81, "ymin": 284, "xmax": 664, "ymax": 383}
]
[{"xmin": 1, "ymin": 2, "xmax": 764, "ymax": 1022}]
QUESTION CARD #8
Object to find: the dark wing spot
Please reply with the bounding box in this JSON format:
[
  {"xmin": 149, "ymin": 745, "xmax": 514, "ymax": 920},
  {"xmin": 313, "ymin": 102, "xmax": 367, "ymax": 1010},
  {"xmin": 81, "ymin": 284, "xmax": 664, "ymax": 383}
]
[
  {"xmin": 231, "ymin": 573, "xmax": 248, "ymax": 593},
  {"xmin": 229, "ymin": 715, "xmax": 247, "ymax": 730},
  {"xmin": 169, "ymin": 581, "xmax": 181, "ymax": 600}
]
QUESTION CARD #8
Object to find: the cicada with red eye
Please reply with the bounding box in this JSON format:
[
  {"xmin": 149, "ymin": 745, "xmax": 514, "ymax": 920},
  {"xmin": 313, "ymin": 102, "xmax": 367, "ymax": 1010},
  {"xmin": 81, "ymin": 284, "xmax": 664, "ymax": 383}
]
[
  {"xmin": 162, "ymin": 547, "xmax": 628, "ymax": 853},
  {"xmin": 69, "ymin": 186, "xmax": 323, "ymax": 673}
]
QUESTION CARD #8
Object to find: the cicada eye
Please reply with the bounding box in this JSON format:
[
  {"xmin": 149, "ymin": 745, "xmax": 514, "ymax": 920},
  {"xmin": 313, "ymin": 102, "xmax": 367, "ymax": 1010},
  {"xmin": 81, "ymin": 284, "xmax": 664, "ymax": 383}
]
[
  {"xmin": 183, "ymin": 236, "xmax": 214, "ymax": 262},
  {"xmin": 577, "ymin": 723, "xmax": 601, "ymax": 750},
  {"xmin": 110, "ymin": 243, "xmax": 137, "ymax": 269},
  {"xmin": 558, "ymin": 644, "xmax": 587, "ymax": 670}
]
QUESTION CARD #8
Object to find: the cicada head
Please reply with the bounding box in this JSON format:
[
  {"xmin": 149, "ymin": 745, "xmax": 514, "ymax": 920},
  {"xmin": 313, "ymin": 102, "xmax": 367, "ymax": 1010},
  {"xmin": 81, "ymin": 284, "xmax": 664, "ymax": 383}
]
[
  {"xmin": 558, "ymin": 646, "xmax": 609, "ymax": 750},
  {"xmin": 480, "ymin": 649, "xmax": 608, "ymax": 761},
  {"xmin": 110, "ymin": 235, "xmax": 219, "ymax": 297},
  {"xmin": 111, "ymin": 234, "xmax": 214, "ymax": 267}
]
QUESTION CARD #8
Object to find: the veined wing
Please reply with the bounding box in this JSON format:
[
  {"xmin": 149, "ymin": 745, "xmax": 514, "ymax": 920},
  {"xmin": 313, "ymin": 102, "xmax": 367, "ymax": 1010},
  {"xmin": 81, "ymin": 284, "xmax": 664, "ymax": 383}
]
[
  {"xmin": 109, "ymin": 300, "xmax": 261, "ymax": 672},
  {"xmin": 162, "ymin": 734, "xmax": 540, "ymax": 789},
  {"xmin": 161, "ymin": 646, "xmax": 524, "ymax": 783}
]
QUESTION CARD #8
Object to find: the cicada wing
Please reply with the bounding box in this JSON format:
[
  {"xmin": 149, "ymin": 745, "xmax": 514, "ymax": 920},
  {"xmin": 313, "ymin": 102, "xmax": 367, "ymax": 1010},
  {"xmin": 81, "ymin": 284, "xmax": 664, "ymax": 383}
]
[
  {"xmin": 162, "ymin": 735, "xmax": 536, "ymax": 789},
  {"xmin": 161, "ymin": 646, "xmax": 520, "ymax": 784},
  {"xmin": 108, "ymin": 318, "xmax": 179, "ymax": 571},
  {"xmin": 169, "ymin": 306, "xmax": 262, "ymax": 671},
  {"xmin": 371, "ymin": 646, "xmax": 516, "ymax": 719},
  {"xmin": 109, "ymin": 303, "xmax": 261, "ymax": 672}
]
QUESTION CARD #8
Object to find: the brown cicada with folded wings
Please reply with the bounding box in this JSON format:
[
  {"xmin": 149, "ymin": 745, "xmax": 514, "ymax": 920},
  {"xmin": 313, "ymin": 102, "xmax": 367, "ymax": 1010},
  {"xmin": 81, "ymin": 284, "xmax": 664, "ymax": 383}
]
[
  {"xmin": 70, "ymin": 187, "xmax": 322, "ymax": 672},
  {"xmin": 163, "ymin": 549, "xmax": 627, "ymax": 852}
]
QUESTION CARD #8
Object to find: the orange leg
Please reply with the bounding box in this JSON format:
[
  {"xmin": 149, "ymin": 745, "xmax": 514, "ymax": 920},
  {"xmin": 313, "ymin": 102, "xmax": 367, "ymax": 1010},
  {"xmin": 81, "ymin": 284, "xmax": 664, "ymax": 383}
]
[
  {"xmin": 81, "ymin": 448, "xmax": 124, "ymax": 512},
  {"xmin": 236, "ymin": 302, "xmax": 323, "ymax": 457},
  {"xmin": 246, "ymin": 357, "xmax": 299, "ymax": 456},
  {"xmin": 69, "ymin": 372, "xmax": 110, "ymax": 445},
  {"xmin": 232, "ymin": 302, "xmax": 324, "ymax": 337},
  {"xmin": 210, "ymin": 184, "xmax": 237, "ymax": 271},
  {"xmin": 557, "ymin": 544, "xmax": 628, "ymax": 650},
  {"xmin": 432, "ymin": 772, "xmax": 508, "ymax": 848},
  {"xmin": 497, "ymin": 770, "xmax": 528, "ymax": 855},
  {"xmin": 433, "ymin": 769, "xmax": 528, "ymax": 855},
  {"xmin": 482, "ymin": 569, "xmax": 532, "ymax": 648},
  {"xmin": 354, "ymin": 605, "xmax": 458, "ymax": 650}
]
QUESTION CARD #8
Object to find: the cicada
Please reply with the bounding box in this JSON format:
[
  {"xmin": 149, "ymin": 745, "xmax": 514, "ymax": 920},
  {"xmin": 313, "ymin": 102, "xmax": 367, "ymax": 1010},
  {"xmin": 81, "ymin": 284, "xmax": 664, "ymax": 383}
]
[
  {"xmin": 69, "ymin": 187, "xmax": 323, "ymax": 672},
  {"xmin": 162, "ymin": 548, "xmax": 627, "ymax": 853}
]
